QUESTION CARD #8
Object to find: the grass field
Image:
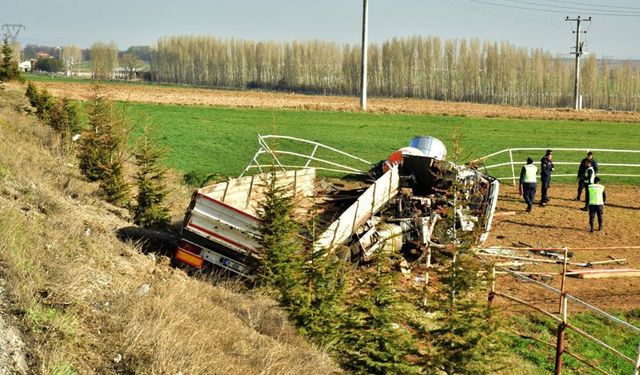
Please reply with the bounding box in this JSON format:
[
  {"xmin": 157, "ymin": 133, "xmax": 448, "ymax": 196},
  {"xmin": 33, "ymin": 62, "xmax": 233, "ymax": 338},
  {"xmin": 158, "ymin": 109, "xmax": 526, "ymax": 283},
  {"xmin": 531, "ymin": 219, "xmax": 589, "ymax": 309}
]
[
  {"xmin": 504, "ymin": 311, "xmax": 640, "ymax": 374},
  {"xmin": 122, "ymin": 102, "xmax": 640, "ymax": 183}
]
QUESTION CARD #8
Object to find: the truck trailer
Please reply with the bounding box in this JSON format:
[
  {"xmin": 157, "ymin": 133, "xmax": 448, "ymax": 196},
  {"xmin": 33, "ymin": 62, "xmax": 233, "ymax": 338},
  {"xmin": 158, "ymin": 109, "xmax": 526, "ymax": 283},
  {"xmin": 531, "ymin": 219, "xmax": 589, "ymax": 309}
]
[{"xmin": 174, "ymin": 136, "xmax": 499, "ymax": 276}]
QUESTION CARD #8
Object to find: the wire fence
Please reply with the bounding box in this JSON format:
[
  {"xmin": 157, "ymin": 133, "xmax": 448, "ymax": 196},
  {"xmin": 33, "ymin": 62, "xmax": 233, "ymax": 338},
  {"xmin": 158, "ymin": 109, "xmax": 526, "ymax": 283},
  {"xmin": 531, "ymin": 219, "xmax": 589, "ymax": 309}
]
[{"xmin": 481, "ymin": 246, "xmax": 640, "ymax": 374}]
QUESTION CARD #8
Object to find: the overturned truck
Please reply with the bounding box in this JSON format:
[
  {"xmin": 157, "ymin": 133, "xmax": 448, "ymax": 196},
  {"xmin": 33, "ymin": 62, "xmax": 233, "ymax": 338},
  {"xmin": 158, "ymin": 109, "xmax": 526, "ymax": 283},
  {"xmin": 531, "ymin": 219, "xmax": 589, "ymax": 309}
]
[{"xmin": 174, "ymin": 136, "xmax": 499, "ymax": 276}]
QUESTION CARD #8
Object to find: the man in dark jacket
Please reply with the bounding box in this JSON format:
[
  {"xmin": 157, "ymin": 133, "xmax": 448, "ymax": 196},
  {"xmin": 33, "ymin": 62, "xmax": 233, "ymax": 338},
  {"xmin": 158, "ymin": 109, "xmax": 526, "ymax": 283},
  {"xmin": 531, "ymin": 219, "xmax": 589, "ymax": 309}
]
[
  {"xmin": 540, "ymin": 149, "xmax": 554, "ymax": 206},
  {"xmin": 576, "ymin": 151, "xmax": 598, "ymax": 201},
  {"xmin": 580, "ymin": 160, "xmax": 596, "ymax": 211},
  {"xmin": 519, "ymin": 157, "xmax": 537, "ymax": 213}
]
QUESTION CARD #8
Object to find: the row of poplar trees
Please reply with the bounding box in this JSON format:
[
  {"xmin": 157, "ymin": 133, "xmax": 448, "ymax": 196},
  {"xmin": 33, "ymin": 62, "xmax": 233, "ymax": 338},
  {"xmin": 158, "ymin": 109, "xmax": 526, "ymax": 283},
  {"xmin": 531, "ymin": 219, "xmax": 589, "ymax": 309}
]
[
  {"xmin": 24, "ymin": 83, "xmax": 170, "ymax": 228},
  {"xmin": 151, "ymin": 35, "xmax": 640, "ymax": 111}
]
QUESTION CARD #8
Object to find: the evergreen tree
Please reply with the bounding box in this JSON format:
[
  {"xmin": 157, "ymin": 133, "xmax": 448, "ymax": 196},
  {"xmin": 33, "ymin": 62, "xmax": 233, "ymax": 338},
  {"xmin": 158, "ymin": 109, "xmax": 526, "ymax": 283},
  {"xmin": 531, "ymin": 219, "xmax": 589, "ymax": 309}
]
[
  {"xmin": 256, "ymin": 172, "xmax": 306, "ymax": 308},
  {"xmin": 78, "ymin": 85, "xmax": 115, "ymax": 181},
  {"xmin": 292, "ymin": 246, "xmax": 348, "ymax": 346},
  {"xmin": 0, "ymin": 37, "xmax": 22, "ymax": 82},
  {"xmin": 78, "ymin": 85, "xmax": 130, "ymax": 206},
  {"xmin": 338, "ymin": 248, "xmax": 422, "ymax": 375},
  {"xmin": 257, "ymin": 178, "xmax": 348, "ymax": 347},
  {"xmin": 425, "ymin": 132, "xmax": 502, "ymax": 375},
  {"xmin": 25, "ymin": 81, "xmax": 38, "ymax": 105},
  {"xmin": 132, "ymin": 129, "xmax": 170, "ymax": 227},
  {"xmin": 31, "ymin": 88, "xmax": 55, "ymax": 122},
  {"xmin": 99, "ymin": 161, "xmax": 130, "ymax": 206}
]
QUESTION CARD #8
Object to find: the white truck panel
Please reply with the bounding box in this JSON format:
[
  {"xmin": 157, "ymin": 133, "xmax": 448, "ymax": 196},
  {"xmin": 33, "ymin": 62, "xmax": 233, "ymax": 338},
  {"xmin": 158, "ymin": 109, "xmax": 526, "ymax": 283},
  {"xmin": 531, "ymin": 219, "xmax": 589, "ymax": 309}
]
[{"xmin": 314, "ymin": 166, "xmax": 400, "ymax": 251}]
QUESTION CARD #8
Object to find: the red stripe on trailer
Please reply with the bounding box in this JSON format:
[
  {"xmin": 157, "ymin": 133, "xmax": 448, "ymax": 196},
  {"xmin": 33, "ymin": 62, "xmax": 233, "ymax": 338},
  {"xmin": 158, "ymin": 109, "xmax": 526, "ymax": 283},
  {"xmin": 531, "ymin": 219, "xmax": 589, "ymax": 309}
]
[
  {"xmin": 188, "ymin": 221, "xmax": 257, "ymax": 253},
  {"xmin": 196, "ymin": 193, "xmax": 260, "ymax": 222}
]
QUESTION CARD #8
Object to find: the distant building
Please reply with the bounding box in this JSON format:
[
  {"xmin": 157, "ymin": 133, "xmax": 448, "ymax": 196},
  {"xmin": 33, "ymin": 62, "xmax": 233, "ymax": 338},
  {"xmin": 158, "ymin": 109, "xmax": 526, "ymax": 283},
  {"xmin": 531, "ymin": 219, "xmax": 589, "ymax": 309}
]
[
  {"xmin": 18, "ymin": 60, "xmax": 35, "ymax": 72},
  {"xmin": 36, "ymin": 51, "xmax": 51, "ymax": 59}
]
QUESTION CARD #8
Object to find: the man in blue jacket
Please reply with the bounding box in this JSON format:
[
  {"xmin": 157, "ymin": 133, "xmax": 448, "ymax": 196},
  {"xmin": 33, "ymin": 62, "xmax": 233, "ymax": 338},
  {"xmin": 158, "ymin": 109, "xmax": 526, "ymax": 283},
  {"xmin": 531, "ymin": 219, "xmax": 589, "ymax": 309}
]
[{"xmin": 540, "ymin": 149, "xmax": 554, "ymax": 206}]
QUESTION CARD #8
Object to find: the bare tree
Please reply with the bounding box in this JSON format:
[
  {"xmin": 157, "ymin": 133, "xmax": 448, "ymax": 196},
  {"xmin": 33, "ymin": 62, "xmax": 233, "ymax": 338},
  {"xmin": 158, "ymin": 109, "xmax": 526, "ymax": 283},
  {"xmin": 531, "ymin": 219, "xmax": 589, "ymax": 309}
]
[
  {"xmin": 61, "ymin": 45, "xmax": 82, "ymax": 77},
  {"xmin": 121, "ymin": 52, "xmax": 142, "ymax": 80},
  {"xmin": 89, "ymin": 42, "xmax": 118, "ymax": 80}
]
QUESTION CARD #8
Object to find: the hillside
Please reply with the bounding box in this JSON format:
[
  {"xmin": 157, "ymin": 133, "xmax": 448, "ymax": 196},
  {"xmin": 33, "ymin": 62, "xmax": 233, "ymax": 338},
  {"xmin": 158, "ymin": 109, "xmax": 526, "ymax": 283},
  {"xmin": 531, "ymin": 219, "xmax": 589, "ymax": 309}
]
[{"xmin": 0, "ymin": 86, "xmax": 341, "ymax": 374}]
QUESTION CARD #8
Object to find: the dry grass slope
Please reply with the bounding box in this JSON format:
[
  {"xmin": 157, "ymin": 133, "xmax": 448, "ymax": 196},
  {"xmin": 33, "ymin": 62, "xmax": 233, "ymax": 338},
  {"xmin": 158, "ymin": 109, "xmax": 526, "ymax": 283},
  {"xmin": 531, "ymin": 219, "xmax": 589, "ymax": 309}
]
[{"xmin": 0, "ymin": 86, "xmax": 341, "ymax": 374}]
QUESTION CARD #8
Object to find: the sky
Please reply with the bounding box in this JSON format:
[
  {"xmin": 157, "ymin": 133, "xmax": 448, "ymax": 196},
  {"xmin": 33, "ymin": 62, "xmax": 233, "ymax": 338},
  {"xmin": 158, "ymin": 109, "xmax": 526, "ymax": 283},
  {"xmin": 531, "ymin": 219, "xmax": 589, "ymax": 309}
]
[{"xmin": 4, "ymin": 0, "xmax": 640, "ymax": 59}]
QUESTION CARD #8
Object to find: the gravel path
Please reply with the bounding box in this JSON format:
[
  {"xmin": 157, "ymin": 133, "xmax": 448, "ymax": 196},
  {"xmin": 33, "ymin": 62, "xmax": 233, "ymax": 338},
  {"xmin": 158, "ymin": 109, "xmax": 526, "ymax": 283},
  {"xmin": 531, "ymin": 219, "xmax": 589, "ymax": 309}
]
[{"xmin": 0, "ymin": 279, "xmax": 27, "ymax": 375}]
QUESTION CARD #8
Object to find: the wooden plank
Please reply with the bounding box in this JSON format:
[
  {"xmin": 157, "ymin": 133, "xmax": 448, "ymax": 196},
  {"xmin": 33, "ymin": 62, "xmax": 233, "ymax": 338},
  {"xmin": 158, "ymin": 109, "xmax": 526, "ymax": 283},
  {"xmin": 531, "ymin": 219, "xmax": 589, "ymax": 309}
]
[{"xmin": 567, "ymin": 268, "xmax": 640, "ymax": 279}]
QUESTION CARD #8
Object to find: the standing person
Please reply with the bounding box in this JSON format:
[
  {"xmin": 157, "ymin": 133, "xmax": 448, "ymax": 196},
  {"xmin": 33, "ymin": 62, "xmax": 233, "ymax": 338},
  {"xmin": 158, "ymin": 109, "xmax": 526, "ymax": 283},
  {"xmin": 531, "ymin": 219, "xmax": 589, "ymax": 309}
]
[
  {"xmin": 519, "ymin": 157, "xmax": 537, "ymax": 213},
  {"xmin": 540, "ymin": 149, "xmax": 555, "ymax": 206},
  {"xmin": 576, "ymin": 151, "xmax": 598, "ymax": 201},
  {"xmin": 580, "ymin": 160, "xmax": 596, "ymax": 211},
  {"xmin": 587, "ymin": 176, "xmax": 606, "ymax": 232}
]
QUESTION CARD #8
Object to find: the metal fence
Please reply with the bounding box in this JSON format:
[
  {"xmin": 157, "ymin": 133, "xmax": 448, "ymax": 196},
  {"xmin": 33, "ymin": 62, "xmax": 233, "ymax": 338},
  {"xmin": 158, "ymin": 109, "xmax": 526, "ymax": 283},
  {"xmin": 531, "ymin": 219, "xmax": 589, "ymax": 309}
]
[
  {"xmin": 473, "ymin": 148, "xmax": 640, "ymax": 186},
  {"xmin": 240, "ymin": 134, "xmax": 372, "ymax": 177},
  {"xmin": 483, "ymin": 246, "xmax": 640, "ymax": 374}
]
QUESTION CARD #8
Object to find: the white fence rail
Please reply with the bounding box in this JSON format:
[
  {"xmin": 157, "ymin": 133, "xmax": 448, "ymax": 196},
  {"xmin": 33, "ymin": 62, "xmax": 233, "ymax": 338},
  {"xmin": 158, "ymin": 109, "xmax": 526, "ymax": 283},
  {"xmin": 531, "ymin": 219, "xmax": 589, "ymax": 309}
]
[
  {"xmin": 241, "ymin": 135, "xmax": 372, "ymax": 177},
  {"xmin": 473, "ymin": 148, "xmax": 640, "ymax": 186}
]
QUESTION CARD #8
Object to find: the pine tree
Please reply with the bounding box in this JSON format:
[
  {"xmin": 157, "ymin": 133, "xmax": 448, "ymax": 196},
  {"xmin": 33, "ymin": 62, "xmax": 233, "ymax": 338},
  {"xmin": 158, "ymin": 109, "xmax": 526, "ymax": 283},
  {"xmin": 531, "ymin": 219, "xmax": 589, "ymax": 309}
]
[
  {"xmin": 132, "ymin": 129, "xmax": 170, "ymax": 227},
  {"xmin": 425, "ymin": 131, "xmax": 502, "ymax": 375},
  {"xmin": 99, "ymin": 162, "xmax": 130, "ymax": 206},
  {"xmin": 78, "ymin": 86, "xmax": 112, "ymax": 181},
  {"xmin": 25, "ymin": 82, "xmax": 38, "ymax": 105},
  {"xmin": 32, "ymin": 88, "xmax": 55, "ymax": 122},
  {"xmin": 0, "ymin": 37, "xmax": 22, "ymax": 82},
  {"xmin": 78, "ymin": 85, "xmax": 130, "ymax": 206},
  {"xmin": 292, "ymin": 247, "xmax": 348, "ymax": 346},
  {"xmin": 338, "ymin": 248, "xmax": 422, "ymax": 375},
  {"xmin": 256, "ymin": 171, "xmax": 306, "ymax": 308}
]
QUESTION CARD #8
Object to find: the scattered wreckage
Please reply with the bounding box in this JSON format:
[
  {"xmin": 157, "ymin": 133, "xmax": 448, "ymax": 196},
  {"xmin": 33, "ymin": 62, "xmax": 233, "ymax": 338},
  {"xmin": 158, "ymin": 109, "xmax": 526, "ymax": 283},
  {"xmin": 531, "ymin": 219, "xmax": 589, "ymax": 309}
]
[{"xmin": 174, "ymin": 135, "xmax": 500, "ymax": 276}]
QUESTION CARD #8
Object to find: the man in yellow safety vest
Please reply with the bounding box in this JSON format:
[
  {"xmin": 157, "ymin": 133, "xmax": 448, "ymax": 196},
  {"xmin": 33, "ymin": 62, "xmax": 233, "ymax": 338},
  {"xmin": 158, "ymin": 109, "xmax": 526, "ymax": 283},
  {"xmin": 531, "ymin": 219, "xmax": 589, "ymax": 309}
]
[
  {"xmin": 587, "ymin": 176, "xmax": 606, "ymax": 233},
  {"xmin": 519, "ymin": 157, "xmax": 537, "ymax": 213}
]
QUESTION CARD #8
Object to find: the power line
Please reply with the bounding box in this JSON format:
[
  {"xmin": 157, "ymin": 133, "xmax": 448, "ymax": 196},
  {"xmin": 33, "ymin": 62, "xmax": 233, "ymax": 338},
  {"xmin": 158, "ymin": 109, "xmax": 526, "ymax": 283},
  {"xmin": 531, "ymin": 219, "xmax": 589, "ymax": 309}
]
[
  {"xmin": 463, "ymin": 0, "xmax": 640, "ymax": 17},
  {"xmin": 536, "ymin": 0, "xmax": 640, "ymax": 12},
  {"xmin": 499, "ymin": 0, "xmax": 640, "ymax": 14}
]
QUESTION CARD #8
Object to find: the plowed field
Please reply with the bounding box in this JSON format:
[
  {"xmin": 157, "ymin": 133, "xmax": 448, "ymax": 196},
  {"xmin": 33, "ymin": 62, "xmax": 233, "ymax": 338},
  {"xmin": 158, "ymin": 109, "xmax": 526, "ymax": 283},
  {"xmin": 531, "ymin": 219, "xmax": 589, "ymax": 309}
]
[{"xmin": 15, "ymin": 80, "xmax": 640, "ymax": 122}]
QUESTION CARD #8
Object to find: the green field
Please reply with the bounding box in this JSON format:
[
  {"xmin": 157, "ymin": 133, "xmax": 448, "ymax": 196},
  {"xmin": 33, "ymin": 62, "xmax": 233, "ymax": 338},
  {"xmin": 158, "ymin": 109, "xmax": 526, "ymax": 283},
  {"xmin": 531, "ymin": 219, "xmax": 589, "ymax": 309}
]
[
  {"xmin": 123, "ymin": 102, "xmax": 640, "ymax": 183},
  {"xmin": 504, "ymin": 311, "xmax": 640, "ymax": 374}
]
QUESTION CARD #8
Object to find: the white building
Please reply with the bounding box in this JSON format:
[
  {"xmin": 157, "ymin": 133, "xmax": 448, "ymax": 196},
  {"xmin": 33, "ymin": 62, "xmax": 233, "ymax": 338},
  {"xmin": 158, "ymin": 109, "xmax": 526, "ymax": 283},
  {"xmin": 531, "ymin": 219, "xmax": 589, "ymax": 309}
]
[{"xmin": 18, "ymin": 60, "xmax": 34, "ymax": 72}]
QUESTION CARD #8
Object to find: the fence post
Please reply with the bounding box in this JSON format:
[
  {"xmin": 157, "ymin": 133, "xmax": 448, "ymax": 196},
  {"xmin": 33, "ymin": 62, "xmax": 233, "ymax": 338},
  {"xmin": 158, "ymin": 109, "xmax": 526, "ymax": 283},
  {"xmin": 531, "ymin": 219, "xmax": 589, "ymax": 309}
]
[
  {"xmin": 555, "ymin": 297, "xmax": 568, "ymax": 375},
  {"xmin": 509, "ymin": 149, "xmax": 516, "ymax": 186},
  {"xmin": 488, "ymin": 266, "xmax": 496, "ymax": 305},
  {"xmin": 559, "ymin": 247, "xmax": 569, "ymax": 313},
  {"xmin": 634, "ymin": 342, "xmax": 640, "ymax": 375}
]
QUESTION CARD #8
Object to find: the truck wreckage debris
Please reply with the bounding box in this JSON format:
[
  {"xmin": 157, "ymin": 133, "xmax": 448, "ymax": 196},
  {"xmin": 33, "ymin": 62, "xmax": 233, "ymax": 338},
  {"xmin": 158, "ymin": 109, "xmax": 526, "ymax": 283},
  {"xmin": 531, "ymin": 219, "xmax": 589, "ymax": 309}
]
[{"xmin": 174, "ymin": 135, "xmax": 500, "ymax": 276}]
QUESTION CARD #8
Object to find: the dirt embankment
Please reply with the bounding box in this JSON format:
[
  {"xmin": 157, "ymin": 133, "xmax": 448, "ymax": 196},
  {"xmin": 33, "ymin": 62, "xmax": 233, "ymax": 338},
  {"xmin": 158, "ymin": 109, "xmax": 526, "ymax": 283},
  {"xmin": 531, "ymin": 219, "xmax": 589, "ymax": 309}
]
[
  {"xmin": 10, "ymin": 80, "xmax": 640, "ymax": 122},
  {"xmin": 0, "ymin": 85, "xmax": 341, "ymax": 374}
]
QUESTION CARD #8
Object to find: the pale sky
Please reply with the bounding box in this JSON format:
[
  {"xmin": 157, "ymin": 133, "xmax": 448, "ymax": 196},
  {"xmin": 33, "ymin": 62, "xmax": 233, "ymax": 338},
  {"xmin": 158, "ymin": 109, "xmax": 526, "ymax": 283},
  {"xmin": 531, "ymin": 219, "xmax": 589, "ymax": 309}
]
[{"xmin": 4, "ymin": 0, "xmax": 640, "ymax": 59}]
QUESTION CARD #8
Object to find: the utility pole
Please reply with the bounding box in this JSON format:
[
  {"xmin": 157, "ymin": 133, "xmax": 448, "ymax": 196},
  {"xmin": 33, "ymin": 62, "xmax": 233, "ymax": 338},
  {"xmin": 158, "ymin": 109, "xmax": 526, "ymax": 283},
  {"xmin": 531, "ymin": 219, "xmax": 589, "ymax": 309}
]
[
  {"xmin": 360, "ymin": 0, "xmax": 369, "ymax": 111},
  {"xmin": 1, "ymin": 24, "xmax": 25, "ymax": 43},
  {"xmin": 565, "ymin": 16, "xmax": 591, "ymax": 111}
]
